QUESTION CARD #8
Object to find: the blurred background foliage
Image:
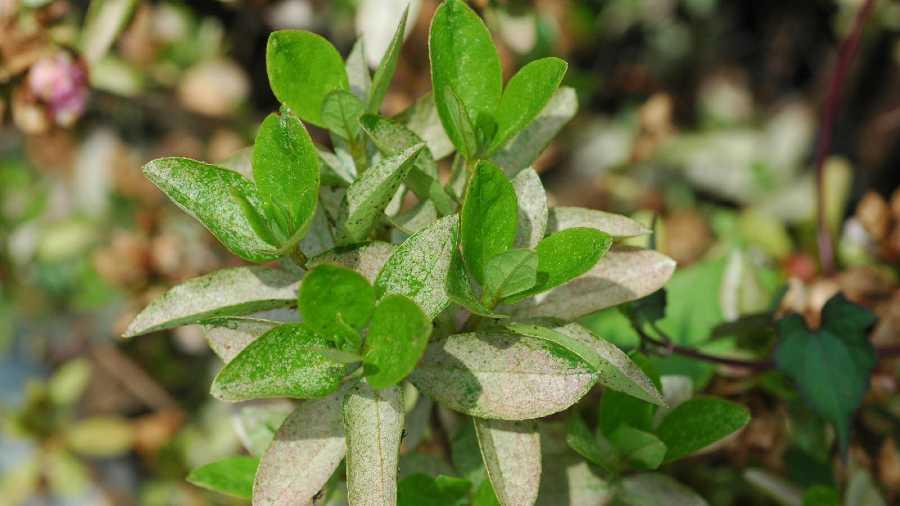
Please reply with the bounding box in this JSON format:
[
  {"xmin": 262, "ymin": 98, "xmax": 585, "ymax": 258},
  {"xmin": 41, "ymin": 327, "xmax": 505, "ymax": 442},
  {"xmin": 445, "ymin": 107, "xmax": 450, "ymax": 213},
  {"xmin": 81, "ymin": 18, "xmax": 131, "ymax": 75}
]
[{"xmin": 1, "ymin": 0, "xmax": 900, "ymax": 504}]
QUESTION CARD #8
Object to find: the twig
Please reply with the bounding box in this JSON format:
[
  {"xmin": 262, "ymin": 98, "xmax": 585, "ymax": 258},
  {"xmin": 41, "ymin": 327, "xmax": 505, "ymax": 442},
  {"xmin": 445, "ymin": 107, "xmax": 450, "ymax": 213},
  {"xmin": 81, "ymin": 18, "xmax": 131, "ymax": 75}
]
[
  {"xmin": 637, "ymin": 327, "xmax": 774, "ymax": 371},
  {"xmin": 90, "ymin": 344, "xmax": 178, "ymax": 410},
  {"xmin": 814, "ymin": 0, "xmax": 877, "ymax": 275}
]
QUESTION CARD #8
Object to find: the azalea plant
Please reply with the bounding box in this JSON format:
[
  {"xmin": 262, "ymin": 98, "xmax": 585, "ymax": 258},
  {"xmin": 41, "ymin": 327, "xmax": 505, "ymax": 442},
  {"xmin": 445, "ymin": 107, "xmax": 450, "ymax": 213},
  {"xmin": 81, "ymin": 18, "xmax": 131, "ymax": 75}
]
[{"xmin": 124, "ymin": 1, "xmax": 752, "ymax": 504}]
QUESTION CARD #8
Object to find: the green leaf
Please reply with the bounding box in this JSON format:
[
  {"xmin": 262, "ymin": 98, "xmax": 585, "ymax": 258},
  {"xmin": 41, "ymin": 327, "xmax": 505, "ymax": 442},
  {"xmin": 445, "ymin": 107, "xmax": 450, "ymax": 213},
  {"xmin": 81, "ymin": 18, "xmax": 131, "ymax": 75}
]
[
  {"xmin": 597, "ymin": 353, "xmax": 661, "ymax": 435},
  {"xmin": 253, "ymin": 112, "xmax": 320, "ymax": 243},
  {"xmin": 474, "ymin": 418, "xmax": 541, "ymax": 506},
  {"xmin": 443, "ymin": 86, "xmax": 480, "ymax": 159},
  {"xmin": 321, "ymin": 90, "xmax": 366, "ymax": 141},
  {"xmin": 447, "ymin": 249, "xmax": 507, "ymax": 318},
  {"xmin": 609, "ymin": 426, "xmax": 666, "ymax": 470},
  {"xmin": 429, "ymin": 0, "xmax": 502, "ymax": 156},
  {"xmin": 488, "ymin": 57, "xmax": 567, "ymax": 154},
  {"xmin": 375, "ymin": 215, "xmax": 459, "ymax": 319},
  {"xmin": 266, "ymin": 30, "xmax": 349, "ymax": 127},
  {"xmin": 123, "ymin": 266, "xmax": 299, "ymax": 337},
  {"xmin": 187, "ymin": 456, "xmax": 258, "ymax": 500},
  {"xmin": 343, "ymin": 382, "xmax": 404, "ymax": 505},
  {"xmin": 410, "ymin": 328, "xmax": 598, "ymax": 420},
  {"xmin": 143, "ymin": 158, "xmax": 279, "ymax": 262},
  {"xmin": 804, "ymin": 485, "xmax": 839, "ymax": 506},
  {"xmin": 506, "ymin": 323, "xmax": 664, "ymax": 406},
  {"xmin": 774, "ymin": 293, "xmax": 876, "ymax": 450},
  {"xmin": 211, "ymin": 324, "xmax": 345, "ymax": 401},
  {"xmin": 461, "ymin": 161, "xmax": 518, "ymax": 284},
  {"xmin": 565, "ymin": 412, "xmax": 617, "ymax": 471},
  {"xmin": 656, "ymin": 397, "xmax": 750, "ymax": 463},
  {"xmin": 511, "ymin": 168, "xmax": 548, "ymax": 249},
  {"xmin": 346, "ymin": 38, "xmax": 370, "ymax": 100},
  {"xmin": 253, "ymin": 392, "xmax": 346, "ymax": 505},
  {"xmin": 319, "ymin": 146, "xmax": 357, "ymax": 186},
  {"xmin": 491, "ymin": 87, "xmax": 577, "ymax": 176},
  {"xmin": 482, "ymin": 249, "xmax": 538, "ymax": 305},
  {"xmin": 398, "ymin": 474, "xmax": 471, "ymax": 506},
  {"xmin": 363, "ymin": 294, "xmax": 432, "ymax": 389},
  {"xmin": 367, "ymin": 8, "xmax": 408, "ymax": 113},
  {"xmin": 65, "ymin": 416, "xmax": 134, "ymax": 458},
  {"xmin": 510, "ymin": 228, "xmax": 612, "ymax": 301},
  {"xmin": 335, "ymin": 143, "xmax": 426, "ymax": 244},
  {"xmin": 299, "ymin": 264, "xmax": 374, "ymax": 347},
  {"xmin": 618, "ymin": 473, "xmax": 708, "ymax": 506},
  {"xmin": 513, "ymin": 247, "xmax": 675, "ymax": 321},
  {"xmin": 547, "ymin": 207, "xmax": 651, "ymax": 239}
]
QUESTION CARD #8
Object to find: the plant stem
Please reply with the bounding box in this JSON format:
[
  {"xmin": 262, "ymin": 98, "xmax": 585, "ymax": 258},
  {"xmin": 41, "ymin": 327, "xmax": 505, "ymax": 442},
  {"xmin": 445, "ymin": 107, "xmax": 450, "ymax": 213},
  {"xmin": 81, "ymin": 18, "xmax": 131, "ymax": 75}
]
[
  {"xmin": 814, "ymin": 0, "xmax": 877, "ymax": 275},
  {"xmin": 289, "ymin": 248, "xmax": 308, "ymax": 269},
  {"xmin": 637, "ymin": 328, "xmax": 775, "ymax": 371}
]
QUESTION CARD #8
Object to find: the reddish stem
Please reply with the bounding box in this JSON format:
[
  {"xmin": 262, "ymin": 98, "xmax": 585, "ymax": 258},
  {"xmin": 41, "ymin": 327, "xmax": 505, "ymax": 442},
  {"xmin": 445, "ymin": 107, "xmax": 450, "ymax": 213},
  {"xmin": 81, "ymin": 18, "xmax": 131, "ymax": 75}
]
[{"xmin": 814, "ymin": 0, "xmax": 877, "ymax": 275}]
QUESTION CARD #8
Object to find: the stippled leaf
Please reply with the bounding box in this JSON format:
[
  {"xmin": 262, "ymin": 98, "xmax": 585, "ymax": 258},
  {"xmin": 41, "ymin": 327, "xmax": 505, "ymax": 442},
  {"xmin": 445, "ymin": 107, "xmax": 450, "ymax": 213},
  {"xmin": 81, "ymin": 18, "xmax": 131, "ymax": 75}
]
[
  {"xmin": 513, "ymin": 247, "xmax": 676, "ymax": 320},
  {"xmin": 474, "ymin": 418, "xmax": 541, "ymax": 506},
  {"xmin": 309, "ymin": 241, "xmax": 395, "ymax": 283},
  {"xmin": 492, "ymin": 87, "xmax": 577, "ymax": 176},
  {"xmin": 618, "ymin": 473, "xmax": 708, "ymax": 506},
  {"xmin": 398, "ymin": 92, "xmax": 454, "ymax": 160},
  {"xmin": 346, "ymin": 39, "xmax": 371, "ymax": 100},
  {"xmin": 343, "ymin": 382, "xmax": 404, "ymax": 505},
  {"xmin": 506, "ymin": 322, "xmax": 664, "ymax": 406},
  {"xmin": 656, "ymin": 397, "xmax": 750, "ymax": 463},
  {"xmin": 511, "ymin": 168, "xmax": 547, "ymax": 248},
  {"xmin": 488, "ymin": 57, "xmax": 567, "ymax": 154},
  {"xmin": 211, "ymin": 324, "xmax": 345, "ymax": 401},
  {"xmin": 376, "ymin": 215, "xmax": 459, "ymax": 319},
  {"xmin": 266, "ymin": 30, "xmax": 348, "ymax": 127},
  {"xmin": 124, "ymin": 266, "xmax": 298, "ymax": 337},
  {"xmin": 461, "ymin": 161, "xmax": 518, "ymax": 284},
  {"xmin": 447, "ymin": 249, "xmax": 507, "ymax": 318},
  {"xmin": 336, "ymin": 144, "xmax": 425, "ymax": 244},
  {"xmin": 187, "ymin": 456, "xmax": 258, "ymax": 500},
  {"xmin": 143, "ymin": 158, "xmax": 278, "ymax": 262},
  {"xmin": 547, "ymin": 207, "xmax": 650, "ymax": 239},
  {"xmin": 253, "ymin": 112, "xmax": 320, "ymax": 246},
  {"xmin": 233, "ymin": 401, "xmax": 294, "ymax": 457},
  {"xmin": 203, "ymin": 317, "xmax": 281, "ymax": 363},
  {"xmin": 429, "ymin": 0, "xmax": 502, "ymax": 157},
  {"xmin": 253, "ymin": 392, "xmax": 346, "ymax": 505},
  {"xmin": 410, "ymin": 328, "xmax": 598, "ymax": 420},
  {"xmin": 363, "ymin": 294, "xmax": 432, "ymax": 389}
]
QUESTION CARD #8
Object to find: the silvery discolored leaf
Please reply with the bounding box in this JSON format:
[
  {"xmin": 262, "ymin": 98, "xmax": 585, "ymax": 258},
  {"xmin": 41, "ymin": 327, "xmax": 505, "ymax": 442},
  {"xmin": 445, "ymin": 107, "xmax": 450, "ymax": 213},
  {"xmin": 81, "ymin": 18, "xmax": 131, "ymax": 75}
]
[
  {"xmin": 474, "ymin": 418, "xmax": 541, "ymax": 506},
  {"xmin": 375, "ymin": 215, "xmax": 459, "ymax": 319},
  {"xmin": 410, "ymin": 328, "xmax": 598, "ymax": 420},
  {"xmin": 343, "ymin": 382, "xmax": 404, "ymax": 506},
  {"xmin": 506, "ymin": 322, "xmax": 664, "ymax": 406},
  {"xmin": 618, "ymin": 473, "xmax": 708, "ymax": 506},
  {"xmin": 232, "ymin": 400, "xmax": 295, "ymax": 457},
  {"xmin": 513, "ymin": 247, "xmax": 676, "ymax": 321},
  {"xmin": 309, "ymin": 241, "xmax": 394, "ymax": 284},
  {"xmin": 345, "ymin": 39, "xmax": 371, "ymax": 100},
  {"xmin": 546, "ymin": 207, "xmax": 650, "ymax": 239},
  {"xmin": 512, "ymin": 168, "xmax": 548, "ymax": 248},
  {"xmin": 253, "ymin": 392, "xmax": 347, "ymax": 505},
  {"xmin": 335, "ymin": 144, "xmax": 425, "ymax": 245},
  {"xmin": 397, "ymin": 93, "xmax": 454, "ymax": 160},
  {"xmin": 124, "ymin": 266, "xmax": 299, "ymax": 337},
  {"xmin": 492, "ymin": 87, "xmax": 577, "ymax": 176},
  {"xmin": 204, "ymin": 317, "xmax": 281, "ymax": 363}
]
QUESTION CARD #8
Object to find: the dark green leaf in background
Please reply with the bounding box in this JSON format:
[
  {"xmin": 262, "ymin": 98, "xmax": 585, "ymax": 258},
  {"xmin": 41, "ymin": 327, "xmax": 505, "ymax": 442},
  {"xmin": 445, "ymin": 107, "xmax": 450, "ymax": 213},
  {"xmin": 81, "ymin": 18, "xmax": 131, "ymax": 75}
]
[
  {"xmin": 187, "ymin": 456, "xmax": 259, "ymax": 499},
  {"xmin": 656, "ymin": 397, "xmax": 750, "ymax": 462},
  {"xmin": 774, "ymin": 293, "xmax": 876, "ymax": 450}
]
